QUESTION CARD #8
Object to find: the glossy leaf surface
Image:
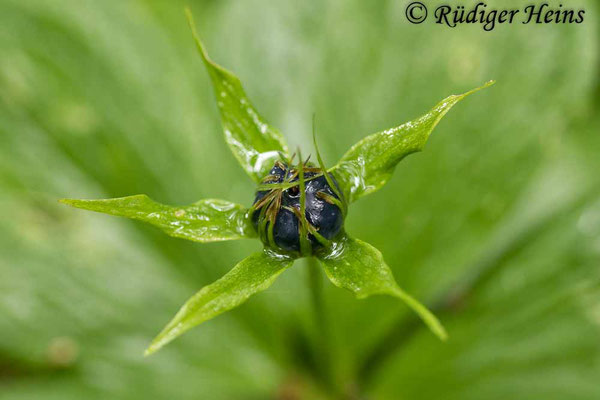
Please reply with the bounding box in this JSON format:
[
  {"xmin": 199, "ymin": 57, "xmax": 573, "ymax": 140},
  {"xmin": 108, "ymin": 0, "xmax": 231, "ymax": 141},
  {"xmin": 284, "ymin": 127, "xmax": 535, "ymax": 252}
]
[
  {"xmin": 60, "ymin": 195, "xmax": 255, "ymax": 243},
  {"xmin": 186, "ymin": 9, "xmax": 289, "ymax": 182},
  {"xmin": 145, "ymin": 250, "xmax": 294, "ymax": 355},
  {"xmin": 318, "ymin": 235, "xmax": 447, "ymax": 341},
  {"xmin": 331, "ymin": 81, "xmax": 495, "ymax": 203}
]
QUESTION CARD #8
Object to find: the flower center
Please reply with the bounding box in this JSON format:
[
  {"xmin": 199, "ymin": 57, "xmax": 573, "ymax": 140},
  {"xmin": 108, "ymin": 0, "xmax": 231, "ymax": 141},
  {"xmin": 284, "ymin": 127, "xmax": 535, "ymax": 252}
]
[{"xmin": 251, "ymin": 161, "xmax": 346, "ymax": 254}]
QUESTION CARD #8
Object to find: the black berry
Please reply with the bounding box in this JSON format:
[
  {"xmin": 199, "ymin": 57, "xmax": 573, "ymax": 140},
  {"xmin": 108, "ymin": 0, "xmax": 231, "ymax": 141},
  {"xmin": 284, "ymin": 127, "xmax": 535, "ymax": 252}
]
[{"xmin": 251, "ymin": 161, "xmax": 345, "ymax": 253}]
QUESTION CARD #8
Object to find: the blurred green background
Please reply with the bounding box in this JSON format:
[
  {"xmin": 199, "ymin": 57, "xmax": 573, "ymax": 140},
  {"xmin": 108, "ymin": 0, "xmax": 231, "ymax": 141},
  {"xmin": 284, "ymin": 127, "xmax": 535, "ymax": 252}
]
[{"xmin": 1, "ymin": 0, "xmax": 599, "ymax": 399}]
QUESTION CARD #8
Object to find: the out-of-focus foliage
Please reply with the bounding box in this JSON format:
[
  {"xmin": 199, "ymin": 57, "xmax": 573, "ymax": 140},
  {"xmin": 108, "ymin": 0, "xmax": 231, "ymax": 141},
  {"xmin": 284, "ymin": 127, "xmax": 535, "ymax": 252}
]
[{"xmin": 0, "ymin": 0, "xmax": 599, "ymax": 399}]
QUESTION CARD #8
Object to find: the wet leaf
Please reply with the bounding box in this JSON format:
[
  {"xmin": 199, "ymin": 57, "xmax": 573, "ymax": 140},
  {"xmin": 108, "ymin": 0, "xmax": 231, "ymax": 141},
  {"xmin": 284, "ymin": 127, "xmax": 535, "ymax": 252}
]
[
  {"xmin": 145, "ymin": 250, "xmax": 294, "ymax": 355},
  {"xmin": 60, "ymin": 195, "xmax": 255, "ymax": 242},
  {"xmin": 331, "ymin": 81, "xmax": 495, "ymax": 203},
  {"xmin": 186, "ymin": 9, "xmax": 289, "ymax": 182},
  {"xmin": 317, "ymin": 235, "xmax": 447, "ymax": 341}
]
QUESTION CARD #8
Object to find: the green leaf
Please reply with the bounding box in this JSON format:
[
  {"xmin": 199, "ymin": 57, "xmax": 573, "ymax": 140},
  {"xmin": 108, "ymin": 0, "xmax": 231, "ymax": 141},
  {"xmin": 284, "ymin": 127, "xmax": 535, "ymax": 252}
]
[
  {"xmin": 186, "ymin": 9, "xmax": 290, "ymax": 182},
  {"xmin": 60, "ymin": 195, "xmax": 255, "ymax": 243},
  {"xmin": 145, "ymin": 250, "xmax": 294, "ymax": 355},
  {"xmin": 317, "ymin": 235, "xmax": 447, "ymax": 341},
  {"xmin": 330, "ymin": 81, "xmax": 495, "ymax": 203}
]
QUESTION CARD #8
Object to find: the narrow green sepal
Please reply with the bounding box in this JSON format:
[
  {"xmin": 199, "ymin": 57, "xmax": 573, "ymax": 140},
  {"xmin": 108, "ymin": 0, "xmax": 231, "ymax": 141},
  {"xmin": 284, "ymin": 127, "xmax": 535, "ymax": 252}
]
[{"xmin": 297, "ymin": 147, "xmax": 312, "ymax": 256}]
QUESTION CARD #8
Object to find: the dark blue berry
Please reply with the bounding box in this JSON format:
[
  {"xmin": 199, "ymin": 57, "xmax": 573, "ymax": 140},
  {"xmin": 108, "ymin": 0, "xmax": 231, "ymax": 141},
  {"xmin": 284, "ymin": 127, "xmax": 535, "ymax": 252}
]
[{"xmin": 251, "ymin": 162, "xmax": 345, "ymax": 253}]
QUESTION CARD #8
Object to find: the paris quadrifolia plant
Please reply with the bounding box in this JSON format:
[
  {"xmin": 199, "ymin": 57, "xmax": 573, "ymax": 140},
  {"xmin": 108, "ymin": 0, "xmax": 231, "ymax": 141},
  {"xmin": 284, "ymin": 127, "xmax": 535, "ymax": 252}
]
[{"xmin": 60, "ymin": 9, "xmax": 494, "ymax": 356}]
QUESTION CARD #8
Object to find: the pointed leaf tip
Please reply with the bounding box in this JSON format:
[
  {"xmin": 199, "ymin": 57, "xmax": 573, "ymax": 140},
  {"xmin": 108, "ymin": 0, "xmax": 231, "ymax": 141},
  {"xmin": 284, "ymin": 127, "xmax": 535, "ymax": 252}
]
[
  {"xmin": 185, "ymin": 8, "xmax": 289, "ymax": 182},
  {"xmin": 60, "ymin": 195, "xmax": 255, "ymax": 243},
  {"xmin": 331, "ymin": 81, "xmax": 495, "ymax": 203},
  {"xmin": 393, "ymin": 287, "xmax": 448, "ymax": 341},
  {"xmin": 317, "ymin": 235, "xmax": 447, "ymax": 341},
  {"xmin": 145, "ymin": 251, "xmax": 293, "ymax": 354},
  {"xmin": 185, "ymin": 8, "xmax": 212, "ymax": 65}
]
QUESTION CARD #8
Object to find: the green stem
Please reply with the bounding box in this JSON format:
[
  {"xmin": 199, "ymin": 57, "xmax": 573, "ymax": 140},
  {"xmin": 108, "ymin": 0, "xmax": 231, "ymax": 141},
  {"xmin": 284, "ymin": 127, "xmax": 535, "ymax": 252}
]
[{"xmin": 306, "ymin": 257, "xmax": 335, "ymax": 393}]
